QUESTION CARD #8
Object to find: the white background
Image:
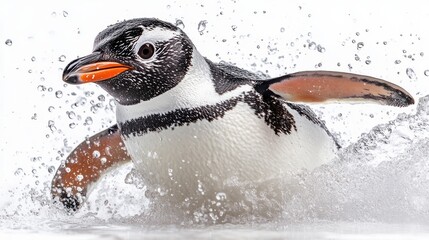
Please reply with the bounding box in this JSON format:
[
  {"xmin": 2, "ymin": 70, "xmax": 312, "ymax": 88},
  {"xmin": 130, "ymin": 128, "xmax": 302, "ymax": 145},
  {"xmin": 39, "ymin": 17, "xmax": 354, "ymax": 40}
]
[{"xmin": 1, "ymin": 0, "xmax": 429, "ymax": 210}]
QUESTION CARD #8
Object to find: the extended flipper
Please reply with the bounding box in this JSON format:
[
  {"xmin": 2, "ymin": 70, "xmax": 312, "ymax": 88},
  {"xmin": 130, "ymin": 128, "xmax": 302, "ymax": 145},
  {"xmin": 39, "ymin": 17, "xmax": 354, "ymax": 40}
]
[
  {"xmin": 254, "ymin": 71, "xmax": 414, "ymax": 107},
  {"xmin": 51, "ymin": 125, "xmax": 131, "ymax": 211}
]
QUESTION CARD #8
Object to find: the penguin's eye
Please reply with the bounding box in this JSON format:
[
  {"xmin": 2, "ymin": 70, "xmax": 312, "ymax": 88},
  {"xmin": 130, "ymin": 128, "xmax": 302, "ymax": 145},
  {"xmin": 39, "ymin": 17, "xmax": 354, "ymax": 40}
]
[{"xmin": 138, "ymin": 43, "xmax": 155, "ymax": 59}]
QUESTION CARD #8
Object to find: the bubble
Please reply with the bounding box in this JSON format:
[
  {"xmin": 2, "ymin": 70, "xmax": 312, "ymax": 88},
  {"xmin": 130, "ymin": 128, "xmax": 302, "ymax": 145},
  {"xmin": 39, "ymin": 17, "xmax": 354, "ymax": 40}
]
[
  {"xmin": 365, "ymin": 60, "xmax": 371, "ymax": 65},
  {"xmin": 100, "ymin": 157, "xmax": 107, "ymax": 165},
  {"xmin": 198, "ymin": 20, "xmax": 207, "ymax": 35},
  {"xmin": 69, "ymin": 123, "xmax": 76, "ymax": 129},
  {"xmin": 280, "ymin": 27, "xmax": 285, "ymax": 33},
  {"xmin": 62, "ymin": 11, "xmax": 68, "ymax": 17},
  {"xmin": 31, "ymin": 56, "xmax": 36, "ymax": 62},
  {"xmin": 357, "ymin": 42, "xmax": 364, "ymax": 50},
  {"xmin": 383, "ymin": 41, "xmax": 388, "ymax": 45},
  {"xmin": 48, "ymin": 106, "xmax": 55, "ymax": 112},
  {"xmin": 394, "ymin": 60, "xmax": 402, "ymax": 64},
  {"xmin": 424, "ymin": 70, "xmax": 429, "ymax": 76},
  {"xmin": 406, "ymin": 68, "xmax": 416, "ymax": 79},
  {"xmin": 58, "ymin": 55, "xmax": 66, "ymax": 62},
  {"xmin": 420, "ymin": 52, "xmax": 424, "ymax": 57},
  {"xmin": 31, "ymin": 113, "xmax": 37, "ymax": 120},
  {"xmin": 51, "ymin": 11, "xmax": 57, "ymax": 17},
  {"xmin": 55, "ymin": 90, "xmax": 63, "ymax": 98},
  {"xmin": 65, "ymin": 167, "xmax": 71, "ymax": 173},
  {"xmin": 231, "ymin": 25, "xmax": 237, "ymax": 31},
  {"xmin": 5, "ymin": 39, "xmax": 12, "ymax": 46},
  {"xmin": 175, "ymin": 19, "xmax": 185, "ymax": 29}
]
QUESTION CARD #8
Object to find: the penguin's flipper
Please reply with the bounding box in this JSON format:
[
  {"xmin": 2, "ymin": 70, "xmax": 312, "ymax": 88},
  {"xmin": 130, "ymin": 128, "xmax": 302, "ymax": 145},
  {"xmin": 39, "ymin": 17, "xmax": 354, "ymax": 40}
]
[
  {"xmin": 51, "ymin": 124, "xmax": 131, "ymax": 211},
  {"xmin": 254, "ymin": 71, "xmax": 414, "ymax": 107}
]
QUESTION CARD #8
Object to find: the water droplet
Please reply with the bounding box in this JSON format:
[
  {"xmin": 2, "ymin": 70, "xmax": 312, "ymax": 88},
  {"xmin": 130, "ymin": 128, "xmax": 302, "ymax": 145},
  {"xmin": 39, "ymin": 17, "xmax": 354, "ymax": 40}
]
[
  {"xmin": 58, "ymin": 55, "xmax": 66, "ymax": 62},
  {"xmin": 55, "ymin": 90, "xmax": 63, "ymax": 98},
  {"xmin": 48, "ymin": 120, "xmax": 56, "ymax": 132},
  {"xmin": 95, "ymin": 95, "xmax": 105, "ymax": 102},
  {"xmin": 85, "ymin": 116, "xmax": 93, "ymax": 125},
  {"xmin": 424, "ymin": 70, "xmax": 429, "ymax": 76},
  {"xmin": 48, "ymin": 166, "xmax": 55, "ymax": 174},
  {"xmin": 14, "ymin": 168, "xmax": 23, "ymax": 176},
  {"xmin": 67, "ymin": 111, "xmax": 76, "ymax": 119},
  {"xmin": 92, "ymin": 150, "xmax": 100, "ymax": 158},
  {"xmin": 216, "ymin": 192, "xmax": 227, "ymax": 201},
  {"xmin": 32, "ymin": 169, "xmax": 37, "ymax": 174},
  {"xmin": 48, "ymin": 106, "xmax": 55, "ymax": 112},
  {"xmin": 100, "ymin": 157, "xmax": 107, "ymax": 165},
  {"xmin": 231, "ymin": 25, "xmax": 237, "ymax": 31},
  {"xmin": 308, "ymin": 42, "xmax": 316, "ymax": 50},
  {"xmin": 383, "ymin": 41, "xmax": 387, "ymax": 45},
  {"xmin": 357, "ymin": 42, "xmax": 364, "ymax": 50},
  {"xmin": 365, "ymin": 60, "xmax": 371, "ymax": 65},
  {"xmin": 62, "ymin": 11, "xmax": 68, "ymax": 17},
  {"xmin": 37, "ymin": 85, "xmax": 46, "ymax": 92},
  {"xmin": 316, "ymin": 45, "xmax": 325, "ymax": 53},
  {"xmin": 369, "ymin": 113, "xmax": 374, "ymax": 118},
  {"xmin": 31, "ymin": 56, "xmax": 36, "ymax": 62},
  {"xmin": 406, "ymin": 68, "xmax": 416, "ymax": 79},
  {"xmin": 51, "ymin": 11, "xmax": 57, "ymax": 17},
  {"xmin": 280, "ymin": 27, "xmax": 285, "ymax": 33},
  {"xmin": 175, "ymin": 19, "xmax": 185, "ymax": 29},
  {"xmin": 420, "ymin": 52, "xmax": 424, "ymax": 57},
  {"xmin": 109, "ymin": 99, "xmax": 116, "ymax": 108},
  {"xmin": 394, "ymin": 60, "xmax": 401, "ymax": 64},
  {"xmin": 198, "ymin": 20, "xmax": 207, "ymax": 35},
  {"xmin": 65, "ymin": 167, "xmax": 71, "ymax": 173},
  {"xmin": 5, "ymin": 39, "xmax": 12, "ymax": 46},
  {"xmin": 31, "ymin": 113, "xmax": 37, "ymax": 120},
  {"xmin": 354, "ymin": 54, "xmax": 360, "ymax": 61},
  {"xmin": 76, "ymin": 174, "xmax": 84, "ymax": 182}
]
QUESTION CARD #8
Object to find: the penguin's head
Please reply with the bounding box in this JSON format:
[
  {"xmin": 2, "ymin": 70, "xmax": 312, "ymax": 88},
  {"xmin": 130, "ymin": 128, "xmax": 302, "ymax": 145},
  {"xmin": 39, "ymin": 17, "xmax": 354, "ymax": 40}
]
[{"xmin": 63, "ymin": 18, "xmax": 194, "ymax": 105}]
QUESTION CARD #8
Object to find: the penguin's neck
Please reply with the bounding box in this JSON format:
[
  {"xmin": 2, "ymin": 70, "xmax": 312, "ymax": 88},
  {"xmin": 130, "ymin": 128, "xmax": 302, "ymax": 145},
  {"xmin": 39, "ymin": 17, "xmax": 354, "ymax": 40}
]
[{"xmin": 116, "ymin": 48, "xmax": 252, "ymax": 122}]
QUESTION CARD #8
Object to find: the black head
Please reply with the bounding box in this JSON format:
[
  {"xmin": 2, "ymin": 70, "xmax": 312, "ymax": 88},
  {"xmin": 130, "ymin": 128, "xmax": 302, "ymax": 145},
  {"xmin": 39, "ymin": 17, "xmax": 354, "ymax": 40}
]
[{"xmin": 63, "ymin": 18, "xmax": 194, "ymax": 105}]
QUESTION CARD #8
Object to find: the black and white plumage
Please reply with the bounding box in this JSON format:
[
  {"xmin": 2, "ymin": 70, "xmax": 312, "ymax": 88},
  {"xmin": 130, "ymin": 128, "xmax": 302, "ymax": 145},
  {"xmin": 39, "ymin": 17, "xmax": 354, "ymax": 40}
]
[{"xmin": 53, "ymin": 18, "xmax": 413, "ymax": 219}]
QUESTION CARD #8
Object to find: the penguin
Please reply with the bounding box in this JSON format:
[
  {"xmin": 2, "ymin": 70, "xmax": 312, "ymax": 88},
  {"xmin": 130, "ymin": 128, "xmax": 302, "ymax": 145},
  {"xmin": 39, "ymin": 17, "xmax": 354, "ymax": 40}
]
[{"xmin": 51, "ymin": 18, "xmax": 414, "ymax": 220}]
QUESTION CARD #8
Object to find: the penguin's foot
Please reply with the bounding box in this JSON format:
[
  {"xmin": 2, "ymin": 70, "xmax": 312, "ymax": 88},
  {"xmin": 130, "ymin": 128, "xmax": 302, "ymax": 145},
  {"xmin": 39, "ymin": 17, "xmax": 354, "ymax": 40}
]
[{"xmin": 52, "ymin": 186, "xmax": 84, "ymax": 212}]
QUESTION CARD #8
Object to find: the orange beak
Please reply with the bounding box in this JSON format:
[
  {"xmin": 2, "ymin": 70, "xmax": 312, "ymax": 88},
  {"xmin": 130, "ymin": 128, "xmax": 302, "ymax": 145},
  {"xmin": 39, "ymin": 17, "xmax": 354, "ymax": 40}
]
[{"xmin": 63, "ymin": 52, "xmax": 131, "ymax": 84}]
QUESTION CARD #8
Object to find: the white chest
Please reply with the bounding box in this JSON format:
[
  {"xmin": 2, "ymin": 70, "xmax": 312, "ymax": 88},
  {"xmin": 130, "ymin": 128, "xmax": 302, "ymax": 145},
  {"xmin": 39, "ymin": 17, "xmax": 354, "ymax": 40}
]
[{"xmin": 117, "ymin": 100, "xmax": 337, "ymax": 200}]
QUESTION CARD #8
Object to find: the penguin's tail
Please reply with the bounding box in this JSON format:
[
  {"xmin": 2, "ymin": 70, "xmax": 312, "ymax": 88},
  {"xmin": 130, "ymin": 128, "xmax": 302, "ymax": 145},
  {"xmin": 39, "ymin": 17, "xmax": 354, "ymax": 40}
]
[{"xmin": 254, "ymin": 71, "xmax": 414, "ymax": 107}]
